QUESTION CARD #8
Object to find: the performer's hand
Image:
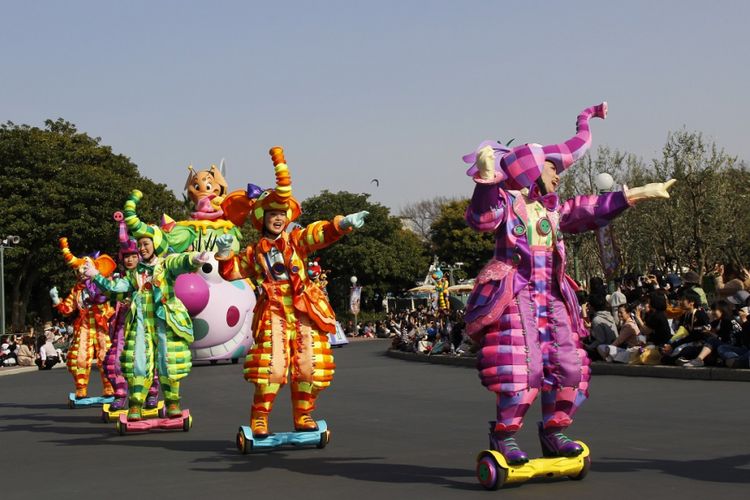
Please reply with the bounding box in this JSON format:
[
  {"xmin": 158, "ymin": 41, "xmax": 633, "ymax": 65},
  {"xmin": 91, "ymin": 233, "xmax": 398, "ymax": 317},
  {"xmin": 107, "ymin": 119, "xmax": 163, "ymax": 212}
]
[
  {"xmin": 215, "ymin": 234, "xmax": 234, "ymax": 259},
  {"xmin": 624, "ymin": 179, "xmax": 677, "ymax": 204},
  {"xmin": 81, "ymin": 261, "xmax": 99, "ymax": 279},
  {"xmin": 340, "ymin": 211, "xmax": 369, "ymax": 230},
  {"xmin": 49, "ymin": 287, "xmax": 60, "ymax": 305},
  {"xmin": 192, "ymin": 251, "xmax": 212, "ymax": 266},
  {"xmin": 476, "ymin": 145, "xmax": 496, "ymax": 181}
]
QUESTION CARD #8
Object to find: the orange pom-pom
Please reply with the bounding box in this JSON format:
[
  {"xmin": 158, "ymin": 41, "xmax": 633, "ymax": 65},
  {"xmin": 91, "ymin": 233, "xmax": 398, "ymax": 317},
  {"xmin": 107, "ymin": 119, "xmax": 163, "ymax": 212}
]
[{"xmin": 269, "ymin": 146, "xmax": 286, "ymax": 166}]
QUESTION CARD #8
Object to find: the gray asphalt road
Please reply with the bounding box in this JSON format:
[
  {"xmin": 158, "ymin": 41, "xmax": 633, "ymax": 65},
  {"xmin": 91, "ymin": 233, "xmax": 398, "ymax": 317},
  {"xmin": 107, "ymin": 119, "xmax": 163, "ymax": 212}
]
[{"xmin": 2, "ymin": 339, "xmax": 749, "ymax": 499}]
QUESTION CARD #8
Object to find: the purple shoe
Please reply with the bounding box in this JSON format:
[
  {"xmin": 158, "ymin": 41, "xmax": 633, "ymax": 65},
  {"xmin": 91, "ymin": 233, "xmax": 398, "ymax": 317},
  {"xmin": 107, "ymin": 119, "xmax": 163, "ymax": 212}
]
[
  {"xmin": 490, "ymin": 433, "xmax": 529, "ymax": 465},
  {"xmin": 538, "ymin": 422, "xmax": 583, "ymax": 457},
  {"xmin": 144, "ymin": 394, "xmax": 159, "ymax": 409},
  {"xmin": 110, "ymin": 397, "xmax": 127, "ymax": 411}
]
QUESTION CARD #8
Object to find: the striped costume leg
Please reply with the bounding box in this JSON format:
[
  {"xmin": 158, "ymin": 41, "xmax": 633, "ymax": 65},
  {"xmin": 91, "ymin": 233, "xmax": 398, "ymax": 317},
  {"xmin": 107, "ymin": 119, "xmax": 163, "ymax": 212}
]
[
  {"xmin": 244, "ymin": 292, "xmax": 293, "ymax": 418},
  {"xmin": 95, "ymin": 325, "xmax": 114, "ymax": 396},
  {"xmin": 155, "ymin": 318, "xmax": 192, "ymax": 404},
  {"xmin": 290, "ymin": 314, "xmax": 336, "ymax": 417},
  {"xmin": 540, "ymin": 292, "xmax": 589, "ymax": 429},
  {"xmin": 67, "ymin": 318, "xmax": 95, "ymax": 397},
  {"xmin": 105, "ymin": 308, "xmax": 128, "ymax": 399},
  {"xmin": 124, "ymin": 321, "xmax": 155, "ymax": 408}
]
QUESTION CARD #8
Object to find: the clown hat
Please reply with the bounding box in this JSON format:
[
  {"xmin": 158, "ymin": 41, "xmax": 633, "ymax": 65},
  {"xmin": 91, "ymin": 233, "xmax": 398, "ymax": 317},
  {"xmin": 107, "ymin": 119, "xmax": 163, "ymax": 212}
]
[
  {"xmin": 464, "ymin": 102, "xmax": 607, "ymax": 190},
  {"xmin": 59, "ymin": 237, "xmax": 116, "ymax": 277},
  {"xmin": 123, "ymin": 190, "xmax": 170, "ymax": 256},
  {"xmin": 249, "ymin": 146, "xmax": 302, "ymax": 232}
]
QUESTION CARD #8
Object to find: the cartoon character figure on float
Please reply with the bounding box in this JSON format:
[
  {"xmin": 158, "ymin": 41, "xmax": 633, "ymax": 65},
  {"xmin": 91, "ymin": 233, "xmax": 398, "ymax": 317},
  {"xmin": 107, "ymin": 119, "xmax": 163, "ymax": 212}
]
[
  {"xmin": 86, "ymin": 190, "xmax": 211, "ymax": 433},
  {"xmin": 164, "ymin": 162, "xmax": 257, "ymax": 364},
  {"xmin": 432, "ymin": 268, "xmax": 450, "ymax": 310},
  {"xmin": 50, "ymin": 238, "xmax": 116, "ymax": 408},
  {"xmin": 214, "ymin": 146, "xmax": 368, "ymax": 452},
  {"xmin": 101, "ymin": 212, "xmax": 163, "ymax": 422},
  {"xmin": 462, "ymin": 103, "xmax": 676, "ymax": 489}
]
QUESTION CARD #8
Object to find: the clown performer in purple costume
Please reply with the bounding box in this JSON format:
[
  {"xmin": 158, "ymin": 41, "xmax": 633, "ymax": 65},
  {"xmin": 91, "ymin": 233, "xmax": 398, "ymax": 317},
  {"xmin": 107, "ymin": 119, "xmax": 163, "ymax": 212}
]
[
  {"xmin": 102, "ymin": 212, "xmax": 160, "ymax": 412},
  {"xmin": 463, "ymin": 102, "xmax": 676, "ymax": 464}
]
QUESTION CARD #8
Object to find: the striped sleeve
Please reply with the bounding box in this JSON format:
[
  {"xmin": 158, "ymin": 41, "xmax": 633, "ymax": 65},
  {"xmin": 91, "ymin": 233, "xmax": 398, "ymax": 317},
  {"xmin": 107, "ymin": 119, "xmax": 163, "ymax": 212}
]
[{"xmin": 296, "ymin": 217, "xmax": 351, "ymax": 254}]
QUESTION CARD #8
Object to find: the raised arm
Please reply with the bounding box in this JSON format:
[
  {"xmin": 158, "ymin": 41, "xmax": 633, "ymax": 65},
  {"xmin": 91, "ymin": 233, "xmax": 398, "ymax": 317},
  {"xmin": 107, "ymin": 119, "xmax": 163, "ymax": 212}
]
[
  {"xmin": 464, "ymin": 144, "xmax": 507, "ymax": 232},
  {"xmin": 214, "ymin": 234, "xmax": 255, "ymax": 282}
]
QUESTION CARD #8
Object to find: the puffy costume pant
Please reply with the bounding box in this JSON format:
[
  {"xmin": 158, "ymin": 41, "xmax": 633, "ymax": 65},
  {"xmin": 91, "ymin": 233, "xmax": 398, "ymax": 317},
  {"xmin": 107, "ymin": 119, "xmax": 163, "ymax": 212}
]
[
  {"xmin": 66, "ymin": 313, "xmax": 114, "ymax": 397},
  {"xmin": 246, "ymin": 282, "xmax": 335, "ymax": 418},
  {"xmin": 122, "ymin": 292, "xmax": 192, "ymax": 407},
  {"xmin": 477, "ymin": 248, "xmax": 590, "ymax": 433},
  {"xmin": 104, "ymin": 301, "xmax": 159, "ymax": 401}
]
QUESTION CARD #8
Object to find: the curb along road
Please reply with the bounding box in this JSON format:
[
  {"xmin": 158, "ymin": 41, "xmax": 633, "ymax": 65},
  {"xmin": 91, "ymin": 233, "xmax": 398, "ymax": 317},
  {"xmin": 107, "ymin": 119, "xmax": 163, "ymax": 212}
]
[{"xmin": 385, "ymin": 349, "xmax": 750, "ymax": 382}]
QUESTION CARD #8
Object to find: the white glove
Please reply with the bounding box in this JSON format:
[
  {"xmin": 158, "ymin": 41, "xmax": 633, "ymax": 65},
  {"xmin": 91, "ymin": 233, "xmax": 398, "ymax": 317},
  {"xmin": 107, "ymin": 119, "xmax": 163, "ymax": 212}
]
[
  {"xmin": 191, "ymin": 251, "xmax": 211, "ymax": 266},
  {"xmin": 215, "ymin": 234, "xmax": 234, "ymax": 259},
  {"xmin": 49, "ymin": 287, "xmax": 60, "ymax": 306},
  {"xmin": 340, "ymin": 211, "xmax": 369, "ymax": 230},
  {"xmin": 624, "ymin": 179, "xmax": 677, "ymax": 204},
  {"xmin": 476, "ymin": 145, "xmax": 496, "ymax": 181}
]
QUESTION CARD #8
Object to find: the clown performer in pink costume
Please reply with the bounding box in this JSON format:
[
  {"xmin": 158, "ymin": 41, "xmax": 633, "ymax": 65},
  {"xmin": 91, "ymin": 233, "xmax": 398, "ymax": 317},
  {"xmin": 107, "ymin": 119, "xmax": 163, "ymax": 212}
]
[
  {"xmin": 463, "ymin": 102, "xmax": 676, "ymax": 464},
  {"xmin": 102, "ymin": 212, "xmax": 160, "ymax": 413}
]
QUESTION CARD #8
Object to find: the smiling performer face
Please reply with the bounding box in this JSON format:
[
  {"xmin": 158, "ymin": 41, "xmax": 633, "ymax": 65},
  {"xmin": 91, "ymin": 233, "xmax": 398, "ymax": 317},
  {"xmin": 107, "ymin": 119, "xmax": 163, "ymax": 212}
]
[{"xmin": 263, "ymin": 209, "xmax": 289, "ymax": 237}]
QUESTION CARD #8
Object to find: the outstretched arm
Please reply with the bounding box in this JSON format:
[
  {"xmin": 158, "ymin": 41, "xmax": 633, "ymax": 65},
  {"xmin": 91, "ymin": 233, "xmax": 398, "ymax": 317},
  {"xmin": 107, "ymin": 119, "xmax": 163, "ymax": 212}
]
[
  {"xmin": 53, "ymin": 286, "xmax": 79, "ymax": 316},
  {"xmin": 214, "ymin": 234, "xmax": 254, "ymax": 281},
  {"xmin": 295, "ymin": 213, "xmax": 366, "ymax": 254}
]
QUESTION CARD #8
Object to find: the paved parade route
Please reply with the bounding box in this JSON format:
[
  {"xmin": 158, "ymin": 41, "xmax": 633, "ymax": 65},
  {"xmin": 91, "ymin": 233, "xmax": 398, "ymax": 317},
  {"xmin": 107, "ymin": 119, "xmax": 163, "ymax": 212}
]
[{"xmin": 2, "ymin": 339, "xmax": 749, "ymax": 499}]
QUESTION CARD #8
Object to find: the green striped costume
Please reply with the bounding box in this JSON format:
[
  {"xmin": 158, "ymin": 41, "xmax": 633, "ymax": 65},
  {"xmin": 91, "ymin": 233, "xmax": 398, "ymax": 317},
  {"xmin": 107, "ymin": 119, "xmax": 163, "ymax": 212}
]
[{"xmin": 93, "ymin": 252, "xmax": 199, "ymax": 407}]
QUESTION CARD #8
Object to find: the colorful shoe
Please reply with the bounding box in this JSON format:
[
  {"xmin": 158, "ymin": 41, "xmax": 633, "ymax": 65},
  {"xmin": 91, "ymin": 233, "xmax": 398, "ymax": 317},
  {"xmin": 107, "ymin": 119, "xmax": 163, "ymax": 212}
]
[
  {"xmin": 144, "ymin": 394, "xmax": 159, "ymax": 409},
  {"xmin": 489, "ymin": 433, "xmax": 529, "ymax": 465},
  {"xmin": 538, "ymin": 422, "xmax": 583, "ymax": 457},
  {"xmin": 251, "ymin": 411, "xmax": 269, "ymax": 437},
  {"xmin": 110, "ymin": 397, "xmax": 127, "ymax": 411},
  {"xmin": 75, "ymin": 389, "xmax": 87, "ymax": 399},
  {"xmin": 166, "ymin": 400, "xmax": 182, "ymax": 418},
  {"xmin": 293, "ymin": 412, "xmax": 319, "ymax": 432},
  {"xmin": 127, "ymin": 405, "xmax": 143, "ymax": 421}
]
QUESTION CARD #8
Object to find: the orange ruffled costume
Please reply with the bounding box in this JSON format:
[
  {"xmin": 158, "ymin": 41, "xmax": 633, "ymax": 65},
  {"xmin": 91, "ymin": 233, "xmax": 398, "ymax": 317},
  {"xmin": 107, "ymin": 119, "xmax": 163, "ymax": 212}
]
[{"xmin": 218, "ymin": 147, "xmax": 352, "ymax": 434}]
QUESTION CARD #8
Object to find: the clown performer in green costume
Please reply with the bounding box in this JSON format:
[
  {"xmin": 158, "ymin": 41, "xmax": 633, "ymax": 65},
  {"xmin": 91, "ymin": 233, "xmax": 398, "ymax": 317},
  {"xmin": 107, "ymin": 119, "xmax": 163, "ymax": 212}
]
[{"xmin": 84, "ymin": 189, "xmax": 210, "ymax": 421}]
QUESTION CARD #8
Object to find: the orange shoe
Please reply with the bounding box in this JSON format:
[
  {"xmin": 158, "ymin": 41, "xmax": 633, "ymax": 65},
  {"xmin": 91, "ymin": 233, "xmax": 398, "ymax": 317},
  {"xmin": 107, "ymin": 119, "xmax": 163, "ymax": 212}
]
[
  {"xmin": 75, "ymin": 389, "xmax": 87, "ymax": 399},
  {"xmin": 293, "ymin": 412, "xmax": 318, "ymax": 432},
  {"xmin": 251, "ymin": 411, "xmax": 269, "ymax": 437}
]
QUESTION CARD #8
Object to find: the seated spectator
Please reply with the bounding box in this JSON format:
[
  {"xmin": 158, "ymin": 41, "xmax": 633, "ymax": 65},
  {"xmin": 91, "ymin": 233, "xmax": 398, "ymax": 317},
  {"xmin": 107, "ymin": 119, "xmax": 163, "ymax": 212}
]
[
  {"xmin": 678, "ymin": 300, "xmax": 743, "ymax": 367},
  {"xmin": 584, "ymin": 293, "xmax": 617, "ymax": 360},
  {"xmin": 16, "ymin": 336, "xmax": 35, "ymax": 366},
  {"xmin": 1, "ymin": 335, "xmax": 18, "ymax": 366},
  {"xmin": 36, "ymin": 335, "xmax": 60, "ymax": 370},
  {"xmin": 428, "ymin": 333, "xmax": 450, "ymax": 356},
  {"xmin": 597, "ymin": 304, "xmax": 645, "ymax": 362},
  {"xmin": 634, "ymin": 291, "xmax": 672, "ymax": 347},
  {"xmin": 681, "ymin": 270, "xmax": 708, "ymax": 309},
  {"xmin": 663, "ymin": 289, "xmax": 710, "ymax": 364},
  {"xmin": 721, "ymin": 305, "xmax": 750, "ymax": 368},
  {"xmin": 712, "ymin": 263, "xmax": 748, "ymax": 299}
]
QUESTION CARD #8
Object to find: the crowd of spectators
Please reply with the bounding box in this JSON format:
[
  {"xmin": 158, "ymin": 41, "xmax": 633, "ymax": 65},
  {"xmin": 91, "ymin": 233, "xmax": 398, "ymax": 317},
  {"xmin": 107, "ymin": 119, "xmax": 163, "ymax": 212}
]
[
  {"xmin": 385, "ymin": 262, "xmax": 750, "ymax": 370},
  {"xmin": 581, "ymin": 263, "xmax": 750, "ymax": 368},
  {"xmin": 0, "ymin": 321, "xmax": 72, "ymax": 370}
]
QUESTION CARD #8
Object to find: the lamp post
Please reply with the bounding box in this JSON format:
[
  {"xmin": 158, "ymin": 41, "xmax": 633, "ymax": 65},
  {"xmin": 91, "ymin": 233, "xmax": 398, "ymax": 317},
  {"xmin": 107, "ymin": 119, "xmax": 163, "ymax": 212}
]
[
  {"xmin": 1, "ymin": 235, "xmax": 21, "ymax": 337},
  {"xmin": 350, "ymin": 275, "xmax": 359, "ymax": 335}
]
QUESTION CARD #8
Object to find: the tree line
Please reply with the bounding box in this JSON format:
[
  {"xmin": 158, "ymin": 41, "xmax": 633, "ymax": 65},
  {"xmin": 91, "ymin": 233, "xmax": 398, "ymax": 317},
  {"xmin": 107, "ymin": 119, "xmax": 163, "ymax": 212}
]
[{"xmin": 1, "ymin": 120, "xmax": 746, "ymax": 330}]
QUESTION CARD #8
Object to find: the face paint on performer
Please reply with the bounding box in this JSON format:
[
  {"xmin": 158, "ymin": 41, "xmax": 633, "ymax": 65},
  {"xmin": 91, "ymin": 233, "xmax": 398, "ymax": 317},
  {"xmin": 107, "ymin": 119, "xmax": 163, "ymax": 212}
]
[
  {"xmin": 263, "ymin": 209, "xmax": 288, "ymax": 237},
  {"xmin": 137, "ymin": 237, "xmax": 156, "ymax": 263}
]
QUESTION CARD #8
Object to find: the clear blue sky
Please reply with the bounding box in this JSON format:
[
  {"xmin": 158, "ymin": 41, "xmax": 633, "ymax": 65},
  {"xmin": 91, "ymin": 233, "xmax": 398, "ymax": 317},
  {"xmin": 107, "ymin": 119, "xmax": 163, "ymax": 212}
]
[{"xmin": 2, "ymin": 0, "xmax": 747, "ymax": 211}]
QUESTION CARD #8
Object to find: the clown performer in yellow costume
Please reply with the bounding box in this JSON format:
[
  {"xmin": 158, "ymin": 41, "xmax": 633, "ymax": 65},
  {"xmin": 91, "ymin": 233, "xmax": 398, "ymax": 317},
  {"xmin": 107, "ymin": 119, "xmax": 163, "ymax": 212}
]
[{"xmin": 215, "ymin": 146, "xmax": 368, "ymax": 437}]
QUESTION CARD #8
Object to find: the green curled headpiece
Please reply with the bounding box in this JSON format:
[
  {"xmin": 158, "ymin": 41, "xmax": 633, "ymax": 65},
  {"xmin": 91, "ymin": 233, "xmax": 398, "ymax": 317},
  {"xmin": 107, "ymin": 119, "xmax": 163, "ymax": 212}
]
[{"xmin": 123, "ymin": 189, "xmax": 170, "ymax": 256}]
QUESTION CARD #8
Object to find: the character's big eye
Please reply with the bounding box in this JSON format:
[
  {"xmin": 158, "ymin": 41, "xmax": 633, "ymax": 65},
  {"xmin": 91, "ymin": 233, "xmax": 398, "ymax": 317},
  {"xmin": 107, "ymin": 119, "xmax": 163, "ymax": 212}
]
[
  {"xmin": 205, "ymin": 182, "xmax": 212, "ymax": 191},
  {"xmin": 193, "ymin": 183, "xmax": 200, "ymax": 191}
]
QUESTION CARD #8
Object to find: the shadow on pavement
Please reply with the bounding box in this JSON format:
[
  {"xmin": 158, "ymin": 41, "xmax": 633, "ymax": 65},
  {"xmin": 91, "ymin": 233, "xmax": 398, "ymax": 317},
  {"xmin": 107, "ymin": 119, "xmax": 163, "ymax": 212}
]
[
  {"xmin": 191, "ymin": 452, "xmax": 478, "ymax": 490},
  {"xmin": 596, "ymin": 454, "xmax": 750, "ymax": 484}
]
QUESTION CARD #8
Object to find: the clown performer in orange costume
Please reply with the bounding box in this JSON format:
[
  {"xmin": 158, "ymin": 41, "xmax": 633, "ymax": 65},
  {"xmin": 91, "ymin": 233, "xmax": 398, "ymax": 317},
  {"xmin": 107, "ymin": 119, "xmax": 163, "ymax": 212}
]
[{"xmin": 215, "ymin": 146, "xmax": 368, "ymax": 437}]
